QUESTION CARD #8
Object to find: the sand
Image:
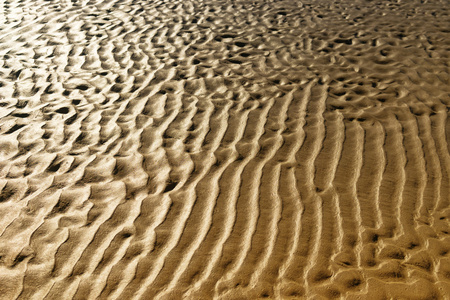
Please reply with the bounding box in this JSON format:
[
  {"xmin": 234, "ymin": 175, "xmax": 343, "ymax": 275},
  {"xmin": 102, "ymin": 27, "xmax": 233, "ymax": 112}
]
[{"xmin": 0, "ymin": 0, "xmax": 449, "ymax": 298}]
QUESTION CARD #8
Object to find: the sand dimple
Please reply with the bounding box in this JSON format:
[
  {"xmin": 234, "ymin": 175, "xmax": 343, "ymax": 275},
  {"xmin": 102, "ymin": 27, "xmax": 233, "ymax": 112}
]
[{"xmin": 1, "ymin": 0, "xmax": 450, "ymax": 299}]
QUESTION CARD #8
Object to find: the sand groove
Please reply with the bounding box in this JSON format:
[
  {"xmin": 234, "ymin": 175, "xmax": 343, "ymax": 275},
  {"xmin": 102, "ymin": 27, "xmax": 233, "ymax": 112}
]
[{"xmin": 1, "ymin": 0, "xmax": 450, "ymax": 299}]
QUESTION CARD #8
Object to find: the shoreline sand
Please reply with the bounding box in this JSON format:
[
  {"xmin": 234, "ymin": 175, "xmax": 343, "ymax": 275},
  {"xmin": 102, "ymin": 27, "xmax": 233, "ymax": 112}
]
[{"xmin": 0, "ymin": 0, "xmax": 449, "ymax": 298}]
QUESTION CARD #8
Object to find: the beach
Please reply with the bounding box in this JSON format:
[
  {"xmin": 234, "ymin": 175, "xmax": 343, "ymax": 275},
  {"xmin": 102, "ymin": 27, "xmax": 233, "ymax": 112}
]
[{"xmin": 0, "ymin": 0, "xmax": 449, "ymax": 298}]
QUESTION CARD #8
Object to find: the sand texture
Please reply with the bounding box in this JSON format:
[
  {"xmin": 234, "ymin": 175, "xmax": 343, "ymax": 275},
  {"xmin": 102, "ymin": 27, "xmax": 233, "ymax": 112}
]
[{"xmin": 0, "ymin": 0, "xmax": 450, "ymax": 298}]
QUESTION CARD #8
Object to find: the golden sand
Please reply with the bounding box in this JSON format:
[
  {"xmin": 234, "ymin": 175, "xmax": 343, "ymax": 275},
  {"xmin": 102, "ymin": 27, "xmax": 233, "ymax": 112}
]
[{"xmin": 0, "ymin": 0, "xmax": 449, "ymax": 298}]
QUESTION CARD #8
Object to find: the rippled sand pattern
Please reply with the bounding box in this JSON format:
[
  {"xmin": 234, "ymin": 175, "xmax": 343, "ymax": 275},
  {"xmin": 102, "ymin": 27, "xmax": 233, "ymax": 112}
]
[{"xmin": 1, "ymin": 0, "xmax": 450, "ymax": 298}]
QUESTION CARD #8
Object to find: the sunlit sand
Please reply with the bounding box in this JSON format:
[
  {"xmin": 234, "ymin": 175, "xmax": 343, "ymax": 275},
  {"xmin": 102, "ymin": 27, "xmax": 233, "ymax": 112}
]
[{"xmin": 0, "ymin": 0, "xmax": 449, "ymax": 298}]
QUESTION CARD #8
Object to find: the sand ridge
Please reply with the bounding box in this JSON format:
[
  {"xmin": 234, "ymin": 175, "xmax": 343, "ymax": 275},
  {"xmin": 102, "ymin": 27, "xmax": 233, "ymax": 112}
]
[{"xmin": 0, "ymin": 0, "xmax": 450, "ymax": 298}]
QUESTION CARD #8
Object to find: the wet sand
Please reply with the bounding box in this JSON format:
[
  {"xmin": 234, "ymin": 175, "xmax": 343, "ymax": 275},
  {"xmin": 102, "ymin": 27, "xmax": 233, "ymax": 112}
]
[{"xmin": 0, "ymin": 0, "xmax": 450, "ymax": 298}]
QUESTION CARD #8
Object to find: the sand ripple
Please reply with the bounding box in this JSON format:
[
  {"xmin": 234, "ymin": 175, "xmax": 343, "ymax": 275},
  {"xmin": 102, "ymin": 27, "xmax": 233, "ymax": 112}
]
[{"xmin": 0, "ymin": 0, "xmax": 450, "ymax": 298}]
